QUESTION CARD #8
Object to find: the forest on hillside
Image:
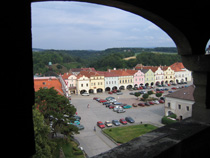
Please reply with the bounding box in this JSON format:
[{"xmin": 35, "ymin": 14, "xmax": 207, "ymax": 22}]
[{"xmin": 33, "ymin": 47, "xmax": 180, "ymax": 74}]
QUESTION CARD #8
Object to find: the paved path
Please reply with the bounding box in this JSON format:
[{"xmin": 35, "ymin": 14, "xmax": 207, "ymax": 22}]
[{"xmin": 71, "ymin": 90, "xmax": 165, "ymax": 157}]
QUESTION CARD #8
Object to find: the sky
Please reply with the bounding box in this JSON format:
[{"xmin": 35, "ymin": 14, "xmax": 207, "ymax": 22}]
[{"xmin": 31, "ymin": 1, "xmax": 176, "ymax": 50}]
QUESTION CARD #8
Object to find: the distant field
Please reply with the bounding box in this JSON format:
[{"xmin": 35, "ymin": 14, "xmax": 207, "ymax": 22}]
[
  {"xmin": 123, "ymin": 56, "xmax": 136, "ymax": 60},
  {"xmin": 123, "ymin": 51, "xmax": 177, "ymax": 60}
]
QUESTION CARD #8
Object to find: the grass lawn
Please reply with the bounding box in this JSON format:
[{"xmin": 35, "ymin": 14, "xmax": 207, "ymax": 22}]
[{"xmin": 103, "ymin": 124, "xmax": 157, "ymax": 144}]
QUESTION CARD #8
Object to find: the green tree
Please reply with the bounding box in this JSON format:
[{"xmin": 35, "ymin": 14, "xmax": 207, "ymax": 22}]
[
  {"xmin": 143, "ymin": 94, "xmax": 149, "ymax": 100},
  {"xmin": 156, "ymin": 93, "xmax": 162, "ymax": 98},
  {"xmin": 134, "ymin": 92, "xmax": 141, "ymax": 100},
  {"xmin": 35, "ymin": 87, "xmax": 78, "ymax": 138},
  {"xmin": 147, "ymin": 90, "xmax": 153, "ymax": 96},
  {"xmin": 33, "ymin": 108, "xmax": 56, "ymax": 158}
]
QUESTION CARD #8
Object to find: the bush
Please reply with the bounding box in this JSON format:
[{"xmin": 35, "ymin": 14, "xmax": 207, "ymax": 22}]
[{"xmin": 161, "ymin": 116, "xmax": 177, "ymax": 125}]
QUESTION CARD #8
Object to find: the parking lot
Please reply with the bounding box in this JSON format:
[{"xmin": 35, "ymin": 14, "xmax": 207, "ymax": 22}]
[{"xmin": 71, "ymin": 89, "xmax": 167, "ymax": 157}]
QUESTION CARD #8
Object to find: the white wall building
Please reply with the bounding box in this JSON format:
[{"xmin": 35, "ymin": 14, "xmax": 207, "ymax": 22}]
[{"xmin": 165, "ymin": 85, "xmax": 195, "ymax": 120}]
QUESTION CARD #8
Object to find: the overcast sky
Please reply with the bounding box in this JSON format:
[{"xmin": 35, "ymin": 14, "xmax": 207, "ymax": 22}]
[{"xmin": 31, "ymin": 1, "xmax": 176, "ymax": 50}]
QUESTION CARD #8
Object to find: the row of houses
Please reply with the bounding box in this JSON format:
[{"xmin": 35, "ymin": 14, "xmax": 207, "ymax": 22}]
[{"xmin": 60, "ymin": 62, "xmax": 192, "ymax": 95}]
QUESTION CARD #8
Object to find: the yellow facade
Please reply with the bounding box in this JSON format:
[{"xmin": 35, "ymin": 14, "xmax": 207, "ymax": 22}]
[{"xmin": 163, "ymin": 67, "xmax": 175, "ymax": 84}]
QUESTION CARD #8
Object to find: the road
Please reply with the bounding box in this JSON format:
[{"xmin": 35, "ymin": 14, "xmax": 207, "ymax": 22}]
[{"xmin": 71, "ymin": 89, "xmax": 166, "ymax": 157}]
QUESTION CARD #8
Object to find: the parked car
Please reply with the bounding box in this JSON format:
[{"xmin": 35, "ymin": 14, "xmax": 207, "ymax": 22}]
[
  {"xmin": 73, "ymin": 123, "xmax": 84, "ymax": 130},
  {"xmin": 73, "ymin": 115, "xmax": 81, "ymax": 121},
  {"xmin": 106, "ymin": 97, "xmax": 115, "ymax": 101},
  {"xmin": 103, "ymin": 102, "xmax": 110, "ymax": 105},
  {"xmin": 138, "ymin": 103, "xmax": 145, "ymax": 107},
  {"xmin": 125, "ymin": 117, "xmax": 135, "ymax": 123},
  {"xmin": 109, "ymin": 99, "xmax": 117, "ymax": 103},
  {"xmin": 117, "ymin": 92, "xmax": 123, "ymax": 95},
  {"xmin": 113, "ymin": 102, "xmax": 122, "ymax": 105},
  {"xmin": 99, "ymin": 99, "xmax": 107, "ymax": 103},
  {"xmin": 109, "ymin": 105, "xmax": 115, "ymax": 109},
  {"xmin": 106, "ymin": 104, "xmax": 112, "ymax": 108},
  {"xmin": 117, "ymin": 108, "xmax": 126, "ymax": 113},
  {"xmin": 93, "ymin": 97, "xmax": 99, "ymax": 100},
  {"xmin": 149, "ymin": 101, "xmax": 155, "ymax": 105},
  {"xmin": 159, "ymin": 100, "xmax": 165, "ymax": 103},
  {"xmin": 81, "ymin": 92, "xmax": 89, "ymax": 96},
  {"xmin": 119, "ymin": 118, "xmax": 127, "ymax": 125},
  {"xmin": 112, "ymin": 120, "xmax": 120, "ymax": 126},
  {"xmin": 153, "ymin": 100, "xmax": 159, "ymax": 104},
  {"xmin": 97, "ymin": 121, "xmax": 105, "ymax": 128},
  {"xmin": 145, "ymin": 102, "xmax": 150, "ymax": 106},
  {"xmin": 105, "ymin": 121, "xmax": 113, "ymax": 127},
  {"xmin": 171, "ymin": 87, "xmax": 177, "ymax": 90},
  {"xmin": 108, "ymin": 91, "xmax": 113, "ymax": 94},
  {"xmin": 69, "ymin": 120, "xmax": 80, "ymax": 125},
  {"xmin": 132, "ymin": 103, "xmax": 138, "ymax": 107},
  {"xmin": 122, "ymin": 105, "xmax": 132, "ymax": 109},
  {"xmin": 113, "ymin": 106, "xmax": 121, "ymax": 112}
]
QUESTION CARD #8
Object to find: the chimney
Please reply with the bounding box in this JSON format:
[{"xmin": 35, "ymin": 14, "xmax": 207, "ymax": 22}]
[
  {"xmin": 108, "ymin": 69, "xmax": 111, "ymax": 72},
  {"xmin": 114, "ymin": 68, "xmax": 116, "ymax": 70}
]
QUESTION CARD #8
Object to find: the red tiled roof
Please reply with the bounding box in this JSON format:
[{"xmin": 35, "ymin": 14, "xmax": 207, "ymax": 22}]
[
  {"xmin": 34, "ymin": 77, "xmax": 64, "ymax": 95},
  {"xmin": 170, "ymin": 62, "xmax": 185, "ymax": 72}
]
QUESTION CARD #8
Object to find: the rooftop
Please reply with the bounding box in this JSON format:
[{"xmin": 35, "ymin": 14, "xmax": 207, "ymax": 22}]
[{"xmin": 165, "ymin": 85, "xmax": 195, "ymax": 101}]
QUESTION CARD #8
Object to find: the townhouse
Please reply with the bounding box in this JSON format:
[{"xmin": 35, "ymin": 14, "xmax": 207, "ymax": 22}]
[
  {"xmin": 79, "ymin": 71, "xmax": 105, "ymax": 94},
  {"xmin": 126, "ymin": 69, "xmax": 145, "ymax": 87},
  {"xmin": 141, "ymin": 69, "xmax": 155, "ymax": 86},
  {"xmin": 161, "ymin": 66, "xmax": 175, "ymax": 84},
  {"xmin": 76, "ymin": 74, "xmax": 90, "ymax": 95},
  {"xmin": 111, "ymin": 69, "xmax": 134, "ymax": 90},
  {"xmin": 61, "ymin": 72, "xmax": 77, "ymax": 94},
  {"xmin": 170, "ymin": 62, "xmax": 192, "ymax": 84},
  {"xmin": 99, "ymin": 70, "xmax": 119, "ymax": 91}
]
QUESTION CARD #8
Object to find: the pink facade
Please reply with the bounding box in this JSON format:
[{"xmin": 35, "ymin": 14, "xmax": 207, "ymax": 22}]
[{"xmin": 133, "ymin": 70, "xmax": 145, "ymax": 87}]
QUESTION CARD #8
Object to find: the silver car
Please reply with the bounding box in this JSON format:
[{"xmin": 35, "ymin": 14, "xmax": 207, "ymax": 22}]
[
  {"xmin": 112, "ymin": 120, "xmax": 120, "ymax": 126},
  {"xmin": 117, "ymin": 108, "xmax": 126, "ymax": 113}
]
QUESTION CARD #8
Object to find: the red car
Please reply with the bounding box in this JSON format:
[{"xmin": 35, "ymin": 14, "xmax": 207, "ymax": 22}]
[
  {"xmin": 108, "ymin": 91, "xmax": 113, "ymax": 94},
  {"xmin": 171, "ymin": 87, "xmax": 177, "ymax": 90},
  {"xmin": 138, "ymin": 103, "xmax": 145, "ymax": 107},
  {"xmin": 159, "ymin": 100, "xmax": 165, "ymax": 103},
  {"xmin": 109, "ymin": 105, "xmax": 115, "ymax": 109},
  {"xmin": 157, "ymin": 91, "xmax": 164, "ymax": 93},
  {"xmin": 93, "ymin": 97, "xmax": 99, "ymax": 100},
  {"xmin": 149, "ymin": 101, "xmax": 155, "ymax": 105},
  {"xmin": 97, "ymin": 121, "xmax": 105, "ymax": 128},
  {"xmin": 119, "ymin": 118, "xmax": 127, "ymax": 125},
  {"xmin": 99, "ymin": 99, "xmax": 107, "ymax": 103}
]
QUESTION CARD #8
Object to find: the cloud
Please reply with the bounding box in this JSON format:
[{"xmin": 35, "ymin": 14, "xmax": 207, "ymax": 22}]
[{"xmin": 31, "ymin": 2, "xmax": 175, "ymax": 50}]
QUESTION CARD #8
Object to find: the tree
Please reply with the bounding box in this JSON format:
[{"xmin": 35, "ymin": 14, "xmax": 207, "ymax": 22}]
[
  {"xmin": 156, "ymin": 93, "xmax": 162, "ymax": 98},
  {"xmin": 134, "ymin": 92, "xmax": 141, "ymax": 100},
  {"xmin": 147, "ymin": 90, "xmax": 153, "ymax": 96},
  {"xmin": 35, "ymin": 87, "xmax": 78, "ymax": 138},
  {"xmin": 33, "ymin": 108, "xmax": 56, "ymax": 158},
  {"xmin": 143, "ymin": 94, "xmax": 149, "ymax": 100}
]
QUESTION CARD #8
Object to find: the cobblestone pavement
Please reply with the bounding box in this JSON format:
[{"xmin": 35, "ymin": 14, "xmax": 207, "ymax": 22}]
[{"xmin": 71, "ymin": 89, "xmax": 167, "ymax": 157}]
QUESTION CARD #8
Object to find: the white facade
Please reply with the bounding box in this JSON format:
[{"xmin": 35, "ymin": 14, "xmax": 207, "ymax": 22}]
[
  {"xmin": 175, "ymin": 69, "xmax": 192, "ymax": 83},
  {"xmin": 76, "ymin": 75, "xmax": 89, "ymax": 94},
  {"xmin": 105, "ymin": 76, "xmax": 119, "ymax": 91},
  {"xmin": 155, "ymin": 67, "xmax": 164, "ymax": 85},
  {"xmin": 165, "ymin": 97, "xmax": 194, "ymax": 120}
]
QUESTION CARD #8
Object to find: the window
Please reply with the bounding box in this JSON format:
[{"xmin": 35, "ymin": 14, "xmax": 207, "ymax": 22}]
[
  {"xmin": 86, "ymin": 83, "xmax": 88, "ymax": 87},
  {"xmin": 186, "ymin": 106, "xmax": 190, "ymax": 111},
  {"xmin": 43, "ymin": 82, "xmax": 46, "ymax": 85},
  {"xmin": 178, "ymin": 104, "xmax": 181, "ymax": 109},
  {"xmin": 81, "ymin": 84, "xmax": 83, "ymax": 87}
]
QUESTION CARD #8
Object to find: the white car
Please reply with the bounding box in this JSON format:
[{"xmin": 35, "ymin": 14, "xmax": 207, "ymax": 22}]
[
  {"xmin": 105, "ymin": 121, "xmax": 113, "ymax": 127},
  {"xmin": 153, "ymin": 100, "xmax": 159, "ymax": 104},
  {"xmin": 81, "ymin": 92, "xmax": 89, "ymax": 96}
]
